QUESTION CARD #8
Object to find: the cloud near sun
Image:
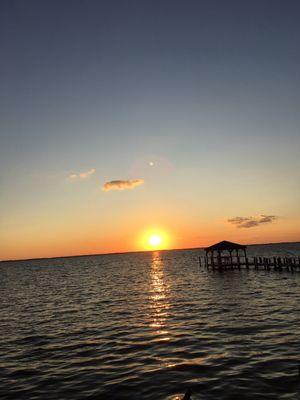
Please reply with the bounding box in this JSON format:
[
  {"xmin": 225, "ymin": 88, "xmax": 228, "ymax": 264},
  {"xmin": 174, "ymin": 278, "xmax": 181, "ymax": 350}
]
[
  {"xmin": 228, "ymin": 215, "xmax": 278, "ymax": 228},
  {"xmin": 69, "ymin": 168, "xmax": 96, "ymax": 180},
  {"xmin": 102, "ymin": 179, "xmax": 144, "ymax": 192}
]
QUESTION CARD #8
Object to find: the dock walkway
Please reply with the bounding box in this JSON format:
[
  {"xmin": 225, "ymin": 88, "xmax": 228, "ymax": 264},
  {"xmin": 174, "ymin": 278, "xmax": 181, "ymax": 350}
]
[{"xmin": 199, "ymin": 255, "xmax": 300, "ymax": 272}]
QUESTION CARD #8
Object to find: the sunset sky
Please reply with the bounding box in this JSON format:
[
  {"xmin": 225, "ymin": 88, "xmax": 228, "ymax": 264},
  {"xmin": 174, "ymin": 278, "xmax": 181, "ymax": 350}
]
[{"xmin": 1, "ymin": 0, "xmax": 300, "ymax": 260}]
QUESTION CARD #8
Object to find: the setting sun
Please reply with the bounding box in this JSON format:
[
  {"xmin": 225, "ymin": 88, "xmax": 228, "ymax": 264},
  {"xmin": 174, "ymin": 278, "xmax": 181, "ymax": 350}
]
[
  {"xmin": 148, "ymin": 234, "xmax": 162, "ymax": 247},
  {"xmin": 138, "ymin": 229, "xmax": 171, "ymax": 251}
]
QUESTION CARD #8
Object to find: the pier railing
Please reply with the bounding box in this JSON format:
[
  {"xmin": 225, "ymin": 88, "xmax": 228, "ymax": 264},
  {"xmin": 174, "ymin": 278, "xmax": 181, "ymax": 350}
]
[{"xmin": 198, "ymin": 255, "xmax": 300, "ymax": 271}]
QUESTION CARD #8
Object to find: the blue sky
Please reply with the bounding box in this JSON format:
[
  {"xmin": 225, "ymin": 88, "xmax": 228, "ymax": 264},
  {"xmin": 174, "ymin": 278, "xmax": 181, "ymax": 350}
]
[{"xmin": 1, "ymin": 0, "xmax": 300, "ymax": 259}]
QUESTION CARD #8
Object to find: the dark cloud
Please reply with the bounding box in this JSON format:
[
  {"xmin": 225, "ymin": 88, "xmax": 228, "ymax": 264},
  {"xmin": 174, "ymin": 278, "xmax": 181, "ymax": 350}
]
[
  {"xmin": 102, "ymin": 179, "xmax": 144, "ymax": 192},
  {"xmin": 259, "ymin": 215, "xmax": 277, "ymax": 223},
  {"xmin": 238, "ymin": 220, "xmax": 260, "ymax": 228},
  {"xmin": 228, "ymin": 215, "xmax": 278, "ymax": 228},
  {"xmin": 228, "ymin": 217, "xmax": 251, "ymax": 225}
]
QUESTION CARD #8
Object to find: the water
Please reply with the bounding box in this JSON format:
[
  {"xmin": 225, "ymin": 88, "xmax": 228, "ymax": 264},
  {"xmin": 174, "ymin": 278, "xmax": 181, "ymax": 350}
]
[{"xmin": 1, "ymin": 243, "xmax": 300, "ymax": 399}]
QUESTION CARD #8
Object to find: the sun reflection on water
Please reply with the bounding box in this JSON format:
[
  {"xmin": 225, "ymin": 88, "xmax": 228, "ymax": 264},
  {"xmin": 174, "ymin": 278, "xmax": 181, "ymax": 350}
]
[{"xmin": 149, "ymin": 252, "xmax": 170, "ymax": 339}]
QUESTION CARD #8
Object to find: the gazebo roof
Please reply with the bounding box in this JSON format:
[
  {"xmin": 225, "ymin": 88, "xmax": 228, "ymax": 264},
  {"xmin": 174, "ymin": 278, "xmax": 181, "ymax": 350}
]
[{"xmin": 204, "ymin": 240, "xmax": 246, "ymax": 253}]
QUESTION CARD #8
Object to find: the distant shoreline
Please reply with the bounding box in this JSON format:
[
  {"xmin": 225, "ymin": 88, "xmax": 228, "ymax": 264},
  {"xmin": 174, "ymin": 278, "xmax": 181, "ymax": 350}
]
[{"xmin": 1, "ymin": 240, "xmax": 300, "ymax": 263}]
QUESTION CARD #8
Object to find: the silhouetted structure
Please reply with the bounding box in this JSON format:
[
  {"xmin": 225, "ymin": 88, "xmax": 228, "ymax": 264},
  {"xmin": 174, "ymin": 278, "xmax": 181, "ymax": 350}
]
[
  {"xmin": 204, "ymin": 240, "xmax": 246, "ymax": 269},
  {"xmin": 199, "ymin": 240, "xmax": 300, "ymax": 272},
  {"xmin": 205, "ymin": 240, "xmax": 246, "ymax": 257}
]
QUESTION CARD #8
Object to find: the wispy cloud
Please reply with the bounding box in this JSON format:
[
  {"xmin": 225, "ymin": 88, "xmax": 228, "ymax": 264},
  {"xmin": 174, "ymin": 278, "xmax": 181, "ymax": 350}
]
[
  {"xmin": 259, "ymin": 215, "xmax": 277, "ymax": 223},
  {"xmin": 228, "ymin": 215, "xmax": 278, "ymax": 228},
  {"xmin": 102, "ymin": 179, "xmax": 144, "ymax": 192},
  {"xmin": 69, "ymin": 168, "xmax": 96, "ymax": 180}
]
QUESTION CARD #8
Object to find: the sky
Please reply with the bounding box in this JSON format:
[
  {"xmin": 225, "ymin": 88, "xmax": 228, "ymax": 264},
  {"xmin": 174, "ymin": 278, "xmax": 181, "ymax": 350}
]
[{"xmin": 1, "ymin": 0, "xmax": 300, "ymax": 260}]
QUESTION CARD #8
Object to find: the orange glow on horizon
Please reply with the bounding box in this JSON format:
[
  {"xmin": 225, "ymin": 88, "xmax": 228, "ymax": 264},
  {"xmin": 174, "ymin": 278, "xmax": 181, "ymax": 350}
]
[{"xmin": 1, "ymin": 214, "xmax": 300, "ymax": 261}]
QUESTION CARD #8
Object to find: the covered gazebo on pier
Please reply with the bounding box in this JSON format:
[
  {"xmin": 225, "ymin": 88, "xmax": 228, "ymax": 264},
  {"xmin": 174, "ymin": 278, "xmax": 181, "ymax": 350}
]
[
  {"xmin": 199, "ymin": 240, "xmax": 300, "ymax": 271},
  {"xmin": 204, "ymin": 240, "xmax": 247, "ymax": 269}
]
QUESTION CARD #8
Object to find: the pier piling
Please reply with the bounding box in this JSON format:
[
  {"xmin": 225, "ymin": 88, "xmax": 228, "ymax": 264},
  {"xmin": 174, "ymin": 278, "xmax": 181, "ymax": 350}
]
[{"xmin": 201, "ymin": 254, "xmax": 300, "ymax": 272}]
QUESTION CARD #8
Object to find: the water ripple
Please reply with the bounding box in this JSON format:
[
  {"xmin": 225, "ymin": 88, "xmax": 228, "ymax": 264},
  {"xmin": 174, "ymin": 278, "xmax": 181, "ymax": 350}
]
[{"xmin": 1, "ymin": 245, "xmax": 300, "ymax": 399}]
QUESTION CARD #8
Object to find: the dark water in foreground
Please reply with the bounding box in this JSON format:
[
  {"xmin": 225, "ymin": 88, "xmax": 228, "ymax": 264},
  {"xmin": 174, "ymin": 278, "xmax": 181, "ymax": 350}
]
[{"xmin": 1, "ymin": 243, "xmax": 300, "ymax": 400}]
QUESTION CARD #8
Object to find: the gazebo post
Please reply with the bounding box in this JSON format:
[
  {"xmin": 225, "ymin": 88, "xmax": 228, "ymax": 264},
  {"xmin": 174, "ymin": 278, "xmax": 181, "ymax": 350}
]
[
  {"xmin": 236, "ymin": 249, "xmax": 240, "ymax": 269},
  {"xmin": 229, "ymin": 250, "xmax": 233, "ymax": 269},
  {"xmin": 217, "ymin": 250, "xmax": 222, "ymax": 269},
  {"xmin": 203, "ymin": 240, "xmax": 247, "ymax": 271}
]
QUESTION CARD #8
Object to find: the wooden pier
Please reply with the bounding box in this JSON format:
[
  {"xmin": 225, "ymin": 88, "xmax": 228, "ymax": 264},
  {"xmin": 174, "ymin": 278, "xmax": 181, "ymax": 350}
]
[
  {"xmin": 199, "ymin": 240, "xmax": 300, "ymax": 272},
  {"xmin": 199, "ymin": 255, "xmax": 300, "ymax": 272}
]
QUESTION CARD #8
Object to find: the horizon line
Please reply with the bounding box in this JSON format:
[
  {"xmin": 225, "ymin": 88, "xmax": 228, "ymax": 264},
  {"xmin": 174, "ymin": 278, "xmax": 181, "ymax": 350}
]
[{"xmin": 1, "ymin": 240, "xmax": 300, "ymax": 263}]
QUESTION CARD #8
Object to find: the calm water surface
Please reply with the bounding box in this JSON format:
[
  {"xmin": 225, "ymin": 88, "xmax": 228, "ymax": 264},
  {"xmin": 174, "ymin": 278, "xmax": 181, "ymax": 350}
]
[{"xmin": 1, "ymin": 243, "xmax": 300, "ymax": 399}]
